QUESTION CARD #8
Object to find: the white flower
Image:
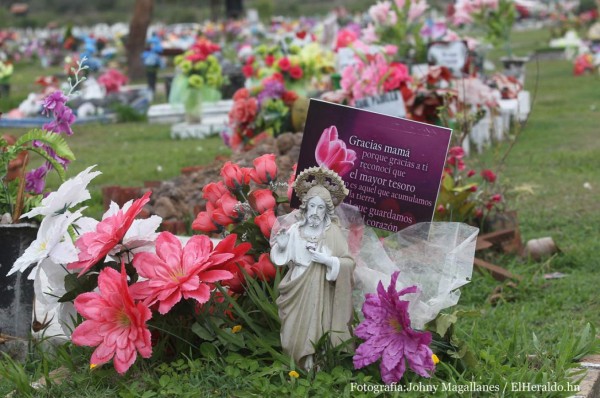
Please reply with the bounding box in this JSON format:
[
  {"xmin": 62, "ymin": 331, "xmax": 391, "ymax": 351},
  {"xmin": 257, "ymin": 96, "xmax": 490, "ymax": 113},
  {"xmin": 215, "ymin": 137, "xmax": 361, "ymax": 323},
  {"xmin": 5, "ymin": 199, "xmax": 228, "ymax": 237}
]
[
  {"xmin": 7, "ymin": 210, "xmax": 82, "ymax": 278},
  {"xmin": 32, "ymin": 258, "xmax": 77, "ymax": 337},
  {"xmin": 21, "ymin": 165, "xmax": 101, "ymax": 219}
]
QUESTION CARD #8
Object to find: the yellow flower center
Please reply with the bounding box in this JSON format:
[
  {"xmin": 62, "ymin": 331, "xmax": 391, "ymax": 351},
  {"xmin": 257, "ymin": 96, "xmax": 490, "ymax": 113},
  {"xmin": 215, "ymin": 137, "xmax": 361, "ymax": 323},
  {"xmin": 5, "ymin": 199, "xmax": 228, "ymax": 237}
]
[
  {"xmin": 117, "ymin": 310, "xmax": 130, "ymax": 328},
  {"xmin": 232, "ymin": 325, "xmax": 242, "ymax": 334},
  {"xmin": 432, "ymin": 354, "xmax": 440, "ymax": 364},
  {"xmin": 289, "ymin": 370, "xmax": 300, "ymax": 379},
  {"xmin": 389, "ymin": 318, "xmax": 403, "ymax": 332}
]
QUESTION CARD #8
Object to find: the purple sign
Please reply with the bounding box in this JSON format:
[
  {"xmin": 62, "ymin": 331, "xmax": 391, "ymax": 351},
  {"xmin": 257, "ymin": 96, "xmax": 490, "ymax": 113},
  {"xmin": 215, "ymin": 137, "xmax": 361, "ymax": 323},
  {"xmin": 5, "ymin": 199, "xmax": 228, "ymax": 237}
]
[{"xmin": 293, "ymin": 99, "xmax": 452, "ymax": 232}]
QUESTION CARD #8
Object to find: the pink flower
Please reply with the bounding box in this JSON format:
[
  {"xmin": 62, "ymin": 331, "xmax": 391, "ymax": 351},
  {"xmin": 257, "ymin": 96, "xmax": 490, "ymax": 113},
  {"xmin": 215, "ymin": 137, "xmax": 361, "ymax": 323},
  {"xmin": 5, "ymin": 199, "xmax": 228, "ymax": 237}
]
[
  {"xmin": 336, "ymin": 29, "xmax": 358, "ymax": 50},
  {"xmin": 315, "ymin": 125, "xmax": 357, "ymax": 177},
  {"xmin": 130, "ymin": 232, "xmax": 234, "ymax": 314},
  {"xmin": 369, "ymin": 1, "xmax": 397, "ymax": 26},
  {"xmin": 383, "ymin": 62, "xmax": 411, "ymax": 92},
  {"xmin": 212, "ymin": 192, "xmax": 243, "ymax": 226},
  {"xmin": 71, "ymin": 262, "xmax": 152, "ymax": 374},
  {"xmin": 254, "ymin": 208, "xmax": 276, "ymax": 238},
  {"xmin": 353, "ymin": 271, "xmax": 435, "ymax": 384},
  {"xmin": 68, "ymin": 191, "xmax": 152, "ymax": 276},
  {"xmin": 251, "ymin": 153, "xmax": 278, "ymax": 184},
  {"xmin": 481, "ymin": 169, "xmax": 497, "ymax": 183},
  {"xmin": 408, "ymin": 0, "xmax": 428, "ymax": 22},
  {"xmin": 249, "ymin": 189, "xmax": 276, "ymax": 214}
]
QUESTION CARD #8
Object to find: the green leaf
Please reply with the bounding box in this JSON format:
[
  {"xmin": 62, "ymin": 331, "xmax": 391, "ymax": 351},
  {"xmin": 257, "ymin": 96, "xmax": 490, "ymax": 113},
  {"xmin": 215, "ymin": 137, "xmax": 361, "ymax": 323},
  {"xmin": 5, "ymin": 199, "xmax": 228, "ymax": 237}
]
[
  {"xmin": 191, "ymin": 323, "xmax": 215, "ymax": 341},
  {"xmin": 28, "ymin": 147, "xmax": 67, "ymax": 181},
  {"xmin": 15, "ymin": 129, "xmax": 76, "ymax": 161}
]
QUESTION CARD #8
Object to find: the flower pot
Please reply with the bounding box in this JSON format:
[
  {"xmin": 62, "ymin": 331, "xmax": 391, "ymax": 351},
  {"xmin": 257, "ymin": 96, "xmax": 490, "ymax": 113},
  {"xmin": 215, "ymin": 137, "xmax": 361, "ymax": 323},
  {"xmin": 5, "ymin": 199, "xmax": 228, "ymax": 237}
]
[{"xmin": 0, "ymin": 223, "xmax": 37, "ymax": 338}]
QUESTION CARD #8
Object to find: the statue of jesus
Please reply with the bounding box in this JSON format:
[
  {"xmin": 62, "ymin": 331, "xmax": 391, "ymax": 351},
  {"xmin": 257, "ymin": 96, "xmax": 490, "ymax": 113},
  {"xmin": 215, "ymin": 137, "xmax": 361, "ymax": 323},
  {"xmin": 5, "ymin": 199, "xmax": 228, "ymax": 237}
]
[{"xmin": 270, "ymin": 167, "xmax": 355, "ymax": 371}]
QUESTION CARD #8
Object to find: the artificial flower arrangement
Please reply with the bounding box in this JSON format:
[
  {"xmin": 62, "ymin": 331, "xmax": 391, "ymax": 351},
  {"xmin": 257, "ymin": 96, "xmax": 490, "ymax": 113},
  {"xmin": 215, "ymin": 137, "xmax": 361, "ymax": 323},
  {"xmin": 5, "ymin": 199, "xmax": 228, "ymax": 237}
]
[
  {"xmin": 241, "ymin": 39, "xmax": 335, "ymax": 96},
  {"xmin": 222, "ymin": 78, "xmax": 298, "ymax": 151},
  {"xmin": 97, "ymin": 68, "xmax": 129, "ymax": 94},
  {"xmin": 339, "ymin": 48, "xmax": 413, "ymax": 106},
  {"xmin": 10, "ymin": 150, "xmax": 475, "ymax": 388},
  {"xmin": 367, "ymin": 0, "xmax": 430, "ymax": 62},
  {"xmin": 0, "ymin": 59, "xmax": 87, "ymax": 223},
  {"xmin": 173, "ymin": 37, "xmax": 224, "ymax": 96}
]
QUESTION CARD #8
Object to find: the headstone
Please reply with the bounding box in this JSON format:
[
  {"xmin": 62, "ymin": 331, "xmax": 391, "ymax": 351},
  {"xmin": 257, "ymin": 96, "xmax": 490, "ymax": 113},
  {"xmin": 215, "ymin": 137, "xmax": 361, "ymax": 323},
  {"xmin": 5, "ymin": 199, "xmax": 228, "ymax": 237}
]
[{"xmin": 427, "ymin": 41, "xmax": 469, "ymax": 77}]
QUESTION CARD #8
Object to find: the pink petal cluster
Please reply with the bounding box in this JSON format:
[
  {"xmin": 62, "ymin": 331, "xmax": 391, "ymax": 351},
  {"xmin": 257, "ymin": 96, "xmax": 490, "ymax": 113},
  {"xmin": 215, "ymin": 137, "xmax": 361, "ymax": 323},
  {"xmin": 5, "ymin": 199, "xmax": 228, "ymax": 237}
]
[
  {"xmin": 71, "ymin": 263, "xmax": 152, "ymax": 374},
  {"xmin": 130, "ymin": 232, "xmax": 234, "ymax": 314},
  {"xmin": 369, "ymin": 1, "xmax": 397, "ymax": 26},
  {"xmin": 455, "ymin": 77, "xmax": 500, "ymax": 107},
  {"xmin": 68, "ymin": 191, "xmax": 152, "ymax": 276},
  {"xmin": 315, "ymin": 125, "xmax": 357, "ymax": 177},
  {"xmin": 354, "ymin": 271, "xmax": 435, "ymax": 384}
]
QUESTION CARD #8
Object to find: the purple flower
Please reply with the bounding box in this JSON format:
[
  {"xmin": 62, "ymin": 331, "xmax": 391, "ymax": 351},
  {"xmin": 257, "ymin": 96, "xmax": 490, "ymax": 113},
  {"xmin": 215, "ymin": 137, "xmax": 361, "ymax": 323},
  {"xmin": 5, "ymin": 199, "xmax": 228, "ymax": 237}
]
[
  {"xmin": 353, "ymin": 271, "xmax": 435, "ymax": 384},
  {"xmin": 41, "ymin": 90, "xmax": 68, "ymax": 116},
  {"xmin": 25, "ymin": 164, "xmax": 49, "ymax": 195},
  {"xmin": 256, "ymin": 79, "xmax": 284, "ymax": 106},
  {"xmin": 43, "ymin": 104, "xmax": 76, "ymax": 135}
]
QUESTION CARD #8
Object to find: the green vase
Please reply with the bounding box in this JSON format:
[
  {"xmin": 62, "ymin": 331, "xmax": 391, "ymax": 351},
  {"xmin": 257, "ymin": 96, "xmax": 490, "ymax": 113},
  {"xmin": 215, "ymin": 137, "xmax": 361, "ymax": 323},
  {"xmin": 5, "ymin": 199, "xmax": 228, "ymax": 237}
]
[{"xmin": 184, "ymin": 87, "xmax": 203, "ymax": 124}]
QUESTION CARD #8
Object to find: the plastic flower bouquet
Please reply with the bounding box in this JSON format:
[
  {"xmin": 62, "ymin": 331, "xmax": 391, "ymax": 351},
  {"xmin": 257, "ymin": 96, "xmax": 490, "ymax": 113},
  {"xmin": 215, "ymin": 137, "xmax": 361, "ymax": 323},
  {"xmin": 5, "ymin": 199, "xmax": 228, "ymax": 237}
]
[
  {"xmin": 223, "ymin": 77, "xmax": 298, "ymax": 151},
  {"xmin": 174, "ymin": 37, "xmax": 224, "ymax": 100},
  {"xmin": 367, "ymin": 0, "xmax": 430, "ymax": 61}
]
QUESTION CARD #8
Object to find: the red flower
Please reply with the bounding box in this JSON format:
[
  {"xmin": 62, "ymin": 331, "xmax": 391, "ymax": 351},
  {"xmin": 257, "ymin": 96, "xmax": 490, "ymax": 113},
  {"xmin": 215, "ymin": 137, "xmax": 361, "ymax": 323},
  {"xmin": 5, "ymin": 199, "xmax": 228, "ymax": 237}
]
[
  {"xmin": 251, "ymin": 153, "xmax": 278, "ymax": 184},
  {"xmin": 223, "ymin": 255, "xmax": 255, "ymax": 294},
  {"xmin": 265, "ymin": 54, "xmax": 275, "ymax": 67},
  {"xmin": 229, "ymin": 96, "xmax": 258, "ymax": 125},
  {"xmin": 202, "ymin": 181, "xmax": 229, "ymax": 204},
  {"xmin": 251, "ymin": 253, "xmax": 277, "ymax": 282},
  {"xmin": 296, "ymin": 30, "xmax": 307, "ymax": 40},
  {"xmin": 282, "ymin": 90, "xmax": 298, "ymax": 105},
  {"xmin": 467, "ymin": 169, "xmax": 476, "ymax": 178},
  {"xmin": 68, "ymin": 191, "xmax": 151, "ymax": 276},
  {"xmin": 481, "ymin": 169, "xmax": 497, "ymax": 183},
  {"xmin": 242, "ymin": 64, "xmax": 254, "ymax": 78},
  {"xmin": 289, "ymin": 66, "xmax": 303, "ymax": 80},
  {"xmin": 278, "ymin": 57, "xmax": 291, "ymax": 72},
  {"xmin": 436, "ymin": 205, "xmax": 445, "ymax": 213},
  {"xmin": 469, "ymin": 185, "xmax": 477, "ymax": 192},
  {"xmin": 255, "ymin": 208, "xmax": 276, "ymax": 238},
  {"xmin": 249, "ymin": 189, "xmax": 276, "ymax": 213},
  {"xmin": 192, "ymin": 202, "xmax": 221, "ymax": 233},
  {"xmin": 233, "ymin": 88, "xmax": 250, "ymax": 101},
  {"xmin": 491, "ymin": 194, "xmax": 502, "ymax": 202},
  {"xmin": 212, "ymin": 192, "xmax": 243, "ymax": 226},
  {"xmin": 220, "ymin": 161, "xmax": 252, "ymax": 191}
]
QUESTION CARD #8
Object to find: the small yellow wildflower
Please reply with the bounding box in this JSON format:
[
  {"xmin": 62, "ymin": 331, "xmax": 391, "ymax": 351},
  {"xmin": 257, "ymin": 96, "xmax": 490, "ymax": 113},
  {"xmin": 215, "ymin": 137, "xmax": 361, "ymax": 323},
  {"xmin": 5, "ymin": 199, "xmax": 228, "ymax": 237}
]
[
  {"xmin": 232, "ymin": 325, "xmax": 242, "ymax": 334},
  {"xmin": 432, "ymin": 354, "xmax": 440, "ymax": 365},
  {"xmin": 289, "ymin": 370, "xmax": 300, "ymax": 379},
  {"xmin": 90, "ymin": 363, "xmax": 98, "ymax": 370}
]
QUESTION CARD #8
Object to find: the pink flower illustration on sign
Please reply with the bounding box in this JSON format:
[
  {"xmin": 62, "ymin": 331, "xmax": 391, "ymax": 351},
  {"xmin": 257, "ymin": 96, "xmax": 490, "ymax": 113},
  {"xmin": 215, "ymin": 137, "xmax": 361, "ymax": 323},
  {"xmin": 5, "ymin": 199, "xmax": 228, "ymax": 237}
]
[{"xmin": 315, "ymin": 125, "xmax": 357, "ymax": 177}]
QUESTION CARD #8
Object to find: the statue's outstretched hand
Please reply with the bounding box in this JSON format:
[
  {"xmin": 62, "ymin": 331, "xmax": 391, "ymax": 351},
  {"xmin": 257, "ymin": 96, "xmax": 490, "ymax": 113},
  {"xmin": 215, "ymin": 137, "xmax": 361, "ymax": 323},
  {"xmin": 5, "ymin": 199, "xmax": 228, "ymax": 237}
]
[{"xmin": 275, "ymin": 229, "xmax": 290, "ymax": 249}]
